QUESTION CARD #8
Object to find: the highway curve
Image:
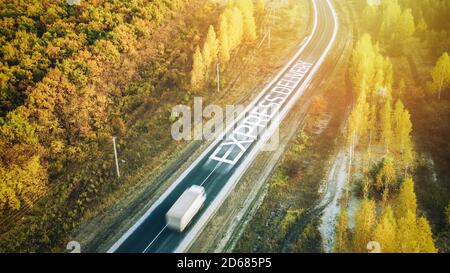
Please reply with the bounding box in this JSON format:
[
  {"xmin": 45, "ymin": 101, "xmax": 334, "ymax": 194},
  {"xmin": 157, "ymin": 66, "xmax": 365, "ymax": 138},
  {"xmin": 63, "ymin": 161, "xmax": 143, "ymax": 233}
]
[{"xmin": 108, "ymin": 0, "xmax": 339, "ymax": 253}]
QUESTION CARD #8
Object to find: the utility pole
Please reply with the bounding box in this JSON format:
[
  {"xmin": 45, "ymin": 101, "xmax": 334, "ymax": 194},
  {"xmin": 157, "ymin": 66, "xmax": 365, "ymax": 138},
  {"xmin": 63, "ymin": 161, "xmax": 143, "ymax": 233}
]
[
  {"xmin": 216, "ymin": 62, "xmax": 220, "ymax": 92},
  {"xmin": 112, "ymin": 136, "xmax": 120, "ymax": 178}
]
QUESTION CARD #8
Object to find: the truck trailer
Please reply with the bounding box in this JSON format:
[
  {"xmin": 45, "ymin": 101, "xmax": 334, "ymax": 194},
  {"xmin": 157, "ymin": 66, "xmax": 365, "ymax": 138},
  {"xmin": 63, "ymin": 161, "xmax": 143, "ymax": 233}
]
[{"xmin": 165, "ymin": 185, "xmax": 206, "ymax": 232}]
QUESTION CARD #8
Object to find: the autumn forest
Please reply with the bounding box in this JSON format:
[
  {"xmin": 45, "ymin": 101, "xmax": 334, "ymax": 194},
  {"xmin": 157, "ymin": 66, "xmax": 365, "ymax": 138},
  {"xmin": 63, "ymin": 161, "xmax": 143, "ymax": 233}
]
[{"xmin": 0, "ymin": 0, "xmax": 449, "ymax": 254}]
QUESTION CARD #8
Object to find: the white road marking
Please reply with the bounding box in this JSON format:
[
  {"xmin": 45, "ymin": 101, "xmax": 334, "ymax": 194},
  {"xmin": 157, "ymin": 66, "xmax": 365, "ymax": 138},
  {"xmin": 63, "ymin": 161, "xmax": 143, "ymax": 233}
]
[
  {"xmin": 141, "ymin": 161, "xmax": 221, "ymax": 254},
  {"xmin": 200, "ymin": 162, "xmax": 222, "ymax": 187},
  {"xmin": 209, "ymin": 60, "xmax": 312, "ymax": 165},
  {"xmin": 142, "ymin": 224, "xmax": 168, "ymax": 253}
]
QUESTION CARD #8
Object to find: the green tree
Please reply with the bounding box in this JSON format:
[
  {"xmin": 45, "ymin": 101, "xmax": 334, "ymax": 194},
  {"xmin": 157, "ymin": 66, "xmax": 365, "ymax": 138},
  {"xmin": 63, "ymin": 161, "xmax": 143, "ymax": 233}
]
[
  {"xmin": 446, "ymin": 201, "xmax": 450, "ymax": 224},
  {"xmin": 395, "ymin": 183, "xmax": 437, "ymax": 252},
  {"xmin": 280, "ymin": 208, "xmax": 303, "ymax": 234},
  {"xmin": 394, "ymin": 176, "xmax": 436, "ymax": 252},
  {"xmin": 295, "ymin": 223, "xmax": 322, "ymax": 252}
]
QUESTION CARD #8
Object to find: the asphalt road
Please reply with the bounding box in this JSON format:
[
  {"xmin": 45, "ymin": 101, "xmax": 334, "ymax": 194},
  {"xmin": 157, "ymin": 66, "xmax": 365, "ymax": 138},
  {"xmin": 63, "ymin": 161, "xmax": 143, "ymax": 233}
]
[{"xmin": 109, "ymin": 0, "xmax": 338, "ymax": 253}]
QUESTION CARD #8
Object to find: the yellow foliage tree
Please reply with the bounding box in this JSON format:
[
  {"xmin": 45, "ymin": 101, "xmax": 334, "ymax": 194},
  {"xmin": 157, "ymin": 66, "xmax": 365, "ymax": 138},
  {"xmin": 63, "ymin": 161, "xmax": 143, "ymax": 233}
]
[
  {"xmin": 428, "ymin": 52, "xmax": 450, "ymax": 100},
  {"xmin": 373, "ymin": 205, "xmax": 398, "ymax": 252},
  {"xmin": 392, "ymin": 100, "xmax": 405, "ymax": 147},
  {"xmin": 397, "ymin": 8, "xmax": 415, "ymax": 42},
  {"xmin": 219, "ymin": 13, "xmax": 231, "ymax": 63},
  {"xmin": 350, "ymin": 34, "xmax": 377, "ymax": 96},
  {"xmin": 228, "ymin": 8, "xmax": 244, "ymax": 50},
  {"xmin": 353, "ymin": 199, "xmax": 377, "ymax": 252},
  {"xmin": 376, "ymin": 156, "xmax": 396, "ymax": 202},
  {"xmin": 0, "ymin": 110, "xmax": 47, "ymax": 211},
  {"xmin": 395, "ymin": 177, "xmax": 417, "ymax": 219},
  {"xmin": 0, "ymin": 156, "xmax": 46, "ymax": 210},
  {"xmin": 235, "ymin": 0, "xmax": 257, "ymax": 41},
  {"xmin": 202, "ymin": 42, "xmax": 212, "ymax": 73},
  {"xmin": 398, "ymin": 108, "xmax": 413, "ymax": 173},
  {"xmin": 255, "ymin": 0, "xmax": 266, "ymax": 18},
  {"xmin": 203, "ymin": 25, "xmax": 219, "ymax": 69},
  {"xmin": 380, "ymin": 99, "xmax": 392, "ymax": 152},
  {"xmin": 334, "ymin": 207, "xmax": 350, "ymax": 253},
  {"xmin": 397, "ymin": 210, "xmax": 420, "ymax": 252},
  {"xmin": 416, "ymin": 217, "xmax": 438, "ymax": 253},
  {"xmin": 191, "ymin": 46, "xmax": 205, "ymax": 89},
  {"xmin": 379, "ymin": 0, "xmax": 402, "ymax": 43},
  {"xmin": 396, "ymin": 213, "xmax": 436, "ymax": 253}
]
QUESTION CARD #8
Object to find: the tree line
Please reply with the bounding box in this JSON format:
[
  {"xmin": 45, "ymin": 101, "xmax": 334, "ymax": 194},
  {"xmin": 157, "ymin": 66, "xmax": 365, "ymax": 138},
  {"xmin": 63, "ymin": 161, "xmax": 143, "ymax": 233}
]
[
  {"xmin": 359, "ymin": 0, "xmax": 450, "ymax": 100},
  {"xmin": 191, "ymin": 0, "xmax": 263, "ymax": 90},
  {"xmin": 361, "ymin": 0, "xmax": 415, "ymax": 55},
  {"xmin": 335, "ymin": 177, "xmax": 436, "ymax": 252},
  {"xmin": 0, "ymin": 0, "xmax": 185, "ymax": 214},
  {"xmin": 336, "ymin": 33, "xmax": 437, "ymax": 253},
  {"xmin": 353, "ymin": 0, "xmax": 450, "ymax": 252}
]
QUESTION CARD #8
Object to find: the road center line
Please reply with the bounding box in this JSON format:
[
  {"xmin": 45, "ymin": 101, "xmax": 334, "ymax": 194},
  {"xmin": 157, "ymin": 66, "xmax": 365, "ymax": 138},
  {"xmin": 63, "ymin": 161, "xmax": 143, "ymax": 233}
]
[
  {"xmin": 142, "ymin": 162, "xmax": 222, "ymax": 253},
  {"xmin": 142, "ymin": 224, "xmax": 168, "ymax": 253},
  {"xmin": 200, "ymin": 162, "xmax": 222, "ymax": 187}
]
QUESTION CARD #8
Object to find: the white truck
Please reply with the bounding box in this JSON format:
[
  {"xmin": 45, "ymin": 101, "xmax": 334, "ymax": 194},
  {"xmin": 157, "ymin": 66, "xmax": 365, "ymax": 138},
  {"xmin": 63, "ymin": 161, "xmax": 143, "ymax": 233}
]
[{"xmin": 165, "ymin": 185, "xmax": 206, "ymax": 232}]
